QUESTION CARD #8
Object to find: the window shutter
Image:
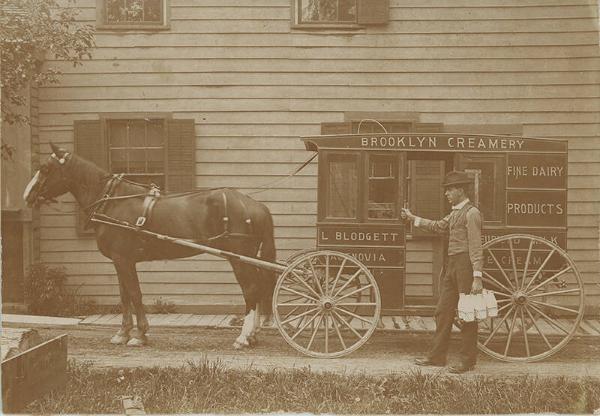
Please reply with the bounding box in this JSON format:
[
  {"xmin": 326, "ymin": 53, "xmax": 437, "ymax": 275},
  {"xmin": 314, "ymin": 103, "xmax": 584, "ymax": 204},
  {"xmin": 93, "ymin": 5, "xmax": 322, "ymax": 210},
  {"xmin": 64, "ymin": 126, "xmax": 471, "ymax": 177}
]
[
  {"xmin": 166, "ymin": 119, "xmax": 196, "ymax": 193},
  {"xmin": 74, "ymin": 120, "xmax": 105, "ymax": 236},
  {"xmin": 321, "ymin": 122, "xmax": 352, "ymax": 135},
  {"xmin": 357, "ymin": 0, "xmax": 389, "ymax": 25}
]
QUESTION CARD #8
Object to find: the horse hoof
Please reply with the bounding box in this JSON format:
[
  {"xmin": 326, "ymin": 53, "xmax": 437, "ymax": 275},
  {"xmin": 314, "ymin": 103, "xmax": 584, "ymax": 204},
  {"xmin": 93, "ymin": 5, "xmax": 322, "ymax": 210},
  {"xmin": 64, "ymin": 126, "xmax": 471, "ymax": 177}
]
[
  {"xmin": 247, "ymin": 335, "xmax": 257, "ymax": 347},
  {"xmin": 126, "ymin": 337, "xmax": 146, "ymax": 347},
  {"xmin": 110, "ymin": 334, "xmax": 129, "ymax": 345},
  {"xmin": 233, "ymin": 340, "xmax": 249, "ymax": 350}
]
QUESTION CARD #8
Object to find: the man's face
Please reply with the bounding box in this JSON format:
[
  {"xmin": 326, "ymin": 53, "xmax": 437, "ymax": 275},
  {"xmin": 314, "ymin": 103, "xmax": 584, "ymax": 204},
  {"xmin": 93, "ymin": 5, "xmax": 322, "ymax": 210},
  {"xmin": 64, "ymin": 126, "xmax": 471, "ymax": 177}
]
[{"xmin": 444, "ymin": 186, "xmax": 464, "ymax": 206}]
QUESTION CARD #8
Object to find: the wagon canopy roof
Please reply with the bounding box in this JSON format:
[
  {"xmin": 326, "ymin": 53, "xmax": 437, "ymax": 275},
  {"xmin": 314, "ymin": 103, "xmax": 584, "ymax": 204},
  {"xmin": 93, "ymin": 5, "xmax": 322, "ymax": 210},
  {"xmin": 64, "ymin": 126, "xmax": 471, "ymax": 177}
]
[{"xmin": 302, "ymin": 133, "xmax": 567, "ymax": 154}]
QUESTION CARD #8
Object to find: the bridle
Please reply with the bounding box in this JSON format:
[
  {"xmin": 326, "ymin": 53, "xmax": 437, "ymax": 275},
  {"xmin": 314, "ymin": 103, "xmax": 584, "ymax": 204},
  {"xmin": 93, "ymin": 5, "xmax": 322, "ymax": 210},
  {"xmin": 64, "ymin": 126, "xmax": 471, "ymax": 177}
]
[{"xmin": 31, "ymin": 152, "xmax": 72, "ymax": 204}]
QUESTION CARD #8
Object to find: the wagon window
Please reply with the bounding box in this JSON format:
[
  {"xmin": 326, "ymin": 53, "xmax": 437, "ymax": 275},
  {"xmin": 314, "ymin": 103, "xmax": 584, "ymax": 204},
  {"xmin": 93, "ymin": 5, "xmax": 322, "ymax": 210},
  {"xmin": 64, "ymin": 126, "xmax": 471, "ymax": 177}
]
[
  {"xmin": 326, "ymin": 154, "xmax": 359, "ymax": 219},
  {"xmin": 108, "ymin": 118, "xmax": 166, "ymax": 188},
  {"xmin": 368, "ymin": 154, "xmax": 398, "ymax": 219}
]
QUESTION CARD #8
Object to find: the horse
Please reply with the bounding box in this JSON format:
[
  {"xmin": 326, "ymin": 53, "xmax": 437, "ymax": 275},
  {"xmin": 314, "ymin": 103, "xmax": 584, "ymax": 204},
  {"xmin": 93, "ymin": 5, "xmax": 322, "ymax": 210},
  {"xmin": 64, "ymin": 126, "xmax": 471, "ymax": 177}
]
[{"xmin": 24, "ymin": 143, "xmax": 277, "ymax": 349}]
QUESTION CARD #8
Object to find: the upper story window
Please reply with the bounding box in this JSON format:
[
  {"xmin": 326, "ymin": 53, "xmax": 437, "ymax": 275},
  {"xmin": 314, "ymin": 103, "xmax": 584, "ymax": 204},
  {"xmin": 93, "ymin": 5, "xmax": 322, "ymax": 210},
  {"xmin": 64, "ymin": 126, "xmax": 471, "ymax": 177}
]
[
  {"xmin": 292, "ymin": 0, "xmax": 388, "ymax": 28},
  {"xmin": 300, "ymin": 0, "xmax": 356, "ymax": 24},
  {"xmin": 97, "ymin": 0, "xmax": 169, "ymax": 30}
]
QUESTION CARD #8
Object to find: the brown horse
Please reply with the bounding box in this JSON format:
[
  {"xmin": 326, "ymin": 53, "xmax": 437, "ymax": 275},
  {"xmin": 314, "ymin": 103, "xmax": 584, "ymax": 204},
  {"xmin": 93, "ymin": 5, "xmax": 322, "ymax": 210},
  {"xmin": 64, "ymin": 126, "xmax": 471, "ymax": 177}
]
[{"xmin": 24, "ymin": 143, "xmax": 277, "ymax": 348}]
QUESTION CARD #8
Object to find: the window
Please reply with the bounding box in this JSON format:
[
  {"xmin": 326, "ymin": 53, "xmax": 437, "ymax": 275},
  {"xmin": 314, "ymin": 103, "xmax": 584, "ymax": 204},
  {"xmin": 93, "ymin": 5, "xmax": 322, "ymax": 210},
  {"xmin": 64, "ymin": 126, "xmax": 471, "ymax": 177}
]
[
  {"xmin": 97, "ymin": 0, "xmax": 169, "ymax": 29},
  {"xmin": 108, "ymin": 118, "xmax": 165, "ymax": 188},
  {"xmin": 74, "ymin": 116, "xmax": 196, "ymax": 236},
  {"xmin": 324, "ymin": 154, "xmax": 359, "ymax": 219},
  {"xmin": 368, "ymin": 154, "xmax": 398, "ymax": 219},
  {"xmin": 457, "ymin": 154, "xmax": 505, "ymax": 224},
  {"xmin": 299, "ymin": 0, "xmax": 356, "ymax": 24},
  {"xmin": 293, "ymin": 0, "xmax": 388, "ymax": 27}
]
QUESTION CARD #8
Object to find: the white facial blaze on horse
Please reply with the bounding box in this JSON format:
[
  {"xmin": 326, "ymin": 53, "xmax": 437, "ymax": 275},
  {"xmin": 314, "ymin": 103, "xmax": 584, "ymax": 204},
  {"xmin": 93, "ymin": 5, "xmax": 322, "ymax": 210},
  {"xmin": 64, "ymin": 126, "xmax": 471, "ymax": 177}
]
[
  {"xmin": 23, "ymin": 171, "xmax": 40, "ymax": 202},
  {"xmin": 24, "ymin": 143, "xmax": 277, "ymax": 350}
]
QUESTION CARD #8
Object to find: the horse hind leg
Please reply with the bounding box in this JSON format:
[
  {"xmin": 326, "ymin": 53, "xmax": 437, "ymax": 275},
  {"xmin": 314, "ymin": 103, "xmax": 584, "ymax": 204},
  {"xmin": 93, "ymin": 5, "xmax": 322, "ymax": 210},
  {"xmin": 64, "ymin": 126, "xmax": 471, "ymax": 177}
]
[
  {"xmin": 111, "ymin": 276, "xmax": 134, "ymax": 345},
  {"xmin": 231, "ymin": 262, "xmax": 261, "ymax": 350}
]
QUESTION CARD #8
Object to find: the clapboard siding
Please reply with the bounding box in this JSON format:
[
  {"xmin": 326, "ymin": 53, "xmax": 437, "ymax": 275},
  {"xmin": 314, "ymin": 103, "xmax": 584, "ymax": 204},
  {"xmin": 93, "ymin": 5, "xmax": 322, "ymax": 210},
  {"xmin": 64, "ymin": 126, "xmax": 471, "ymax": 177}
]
[{"xmin": 35, "ymin": 0, "xmax": 600, "ymax": 311}]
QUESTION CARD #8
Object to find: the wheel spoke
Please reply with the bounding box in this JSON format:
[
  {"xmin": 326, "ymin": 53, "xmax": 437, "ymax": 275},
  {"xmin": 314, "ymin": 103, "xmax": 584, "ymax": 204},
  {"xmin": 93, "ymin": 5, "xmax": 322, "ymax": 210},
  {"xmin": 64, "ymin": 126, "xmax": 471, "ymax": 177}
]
[
  {"xmin": 330, "ymin": 312, "xmax": 348, "ymax": 350},
  {"xmin": 291, "ymin": 308, "xmax": 322, "ymax": 340},
  {"xmin": 520, "ymin": 307, "xmax": 531, "ymax": 357},
  {"xmin": 332, "ymin": 269, "xmax": 362, "ymax": 298},
  {"xmin": 335, "ymin": 305, "xmax": 375, "ymax": 325},
  {"xmin": 332, "ymin": 310, "xmax": 363, "ymax": 340},
  {"xmin": 329, "ymin": 257, "xmax": 348, "ymax": 297},
  {"xmin": 483, "ymin": 271, "xmax": 514, "ymax": 295},
  {"xmin": 280, "ymin": 306, "xmax": 320, "ymax": 326},
  {"xmin": 279, "ymin": 284, "xmax": 318, "ymax": 303},
  {"xmin": 508, "ymin": 238, "xmax": 520, "ymax": 290},
  {"xmin": 503, "ymin": 307, "xmax": 519, "ymax": 357},
  {"xmin": 522, "ymin": 249, "xmax": 557, "ymax": 293},
  {"xmin": 483, "ymin": 305, "xmax": 516, "ymax": 346},
  {"xmin": 527, "ymin": 288, "xmax": 581, "ymax": 298},
  {"xmin": 324, "ymin": 313, "xmax": 329, "ymax": 353},
  {"xmin": 290, "ymin": 271, "xmax": 321, "ymax": 299},
  {"xmin": 521, "ymin": 238, "xmax": 534, "ymax": 291},
  {"xmin": 525, "ymin": 266, "xmax": 573, "ymax": 295},
  {"xmin": 524, "ymin": 305, "xmax": 553, "ymax": 350},
  {"xmin": 306, "ymin": 313, "xmax": 324, "ymax": 351},
  {"xmin": 489, "ymin": 289, "xmax": 512, "ymax": 298},
  {"xmin": 308, "ymin": 260, "xmax": 324, "ymax": 296},
  {"xmin": 487, "ymin": 248, "xmax": 516, "ymax": 291},
  {"xmin": 335, "ymin": 284, "xmax": 374, "ymax": 303},
  {"xmin": 527, "ymin": 303, "xmax": 570, "ymax": 335},
  {"xmin": 325, "ymin": 255, "xmax": 330, "ymax": 296},
  {"xmin": 528, "ymin": 299, "xmax": 580, "ymax": 315}
]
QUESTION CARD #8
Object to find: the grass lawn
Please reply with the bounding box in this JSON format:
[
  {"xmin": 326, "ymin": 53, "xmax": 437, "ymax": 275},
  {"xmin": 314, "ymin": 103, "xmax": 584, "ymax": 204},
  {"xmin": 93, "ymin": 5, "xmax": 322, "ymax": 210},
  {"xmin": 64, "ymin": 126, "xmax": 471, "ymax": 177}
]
[{"xmin": 26, "ymin": 359, "xmax": 600, "ymax": 414}]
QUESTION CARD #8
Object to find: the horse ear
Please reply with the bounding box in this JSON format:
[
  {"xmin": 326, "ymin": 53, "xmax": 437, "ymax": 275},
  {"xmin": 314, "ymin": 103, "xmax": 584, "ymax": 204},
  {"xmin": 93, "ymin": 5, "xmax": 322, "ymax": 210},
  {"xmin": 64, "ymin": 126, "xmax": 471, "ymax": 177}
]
[{"xmin": 49, "ymin": 142, "xmax": 65, "ymax": 157}]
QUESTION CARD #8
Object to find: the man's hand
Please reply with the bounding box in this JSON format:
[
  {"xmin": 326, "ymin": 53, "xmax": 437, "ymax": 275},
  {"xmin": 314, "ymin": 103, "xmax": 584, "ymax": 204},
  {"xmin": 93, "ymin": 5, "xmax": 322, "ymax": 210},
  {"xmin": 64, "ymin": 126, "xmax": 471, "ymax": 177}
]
[
  {"xmin": 400, "ymin": 208, "xmax": 415, "ymax": 222},
  {"xmin": 471, "ymin": 276, "xmax": 483, "ymax": 294}
]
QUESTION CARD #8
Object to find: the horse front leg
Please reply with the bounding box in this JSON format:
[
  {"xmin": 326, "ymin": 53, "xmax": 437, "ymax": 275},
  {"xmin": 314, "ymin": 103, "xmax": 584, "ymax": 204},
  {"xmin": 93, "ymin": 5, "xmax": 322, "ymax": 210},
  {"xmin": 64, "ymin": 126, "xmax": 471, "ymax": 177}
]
[
  {"xmin": 231, "ymin": 262, "xmax": 260, "ymax": 350},
  {"xmin": 110, "ymin": 276, "xmax": 134, "ymax": 345},
  {"xmin": 114, "ymin": 257, "xmax": 149, "ymax": 347}
]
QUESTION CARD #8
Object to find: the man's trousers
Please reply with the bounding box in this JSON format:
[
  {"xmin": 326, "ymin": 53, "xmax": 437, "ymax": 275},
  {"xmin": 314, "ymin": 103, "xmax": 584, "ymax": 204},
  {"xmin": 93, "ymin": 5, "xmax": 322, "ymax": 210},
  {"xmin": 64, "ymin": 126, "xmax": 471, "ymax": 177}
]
[{"xmin": 428, "ymin": 252, "xmax": 478, "ymax": 366}]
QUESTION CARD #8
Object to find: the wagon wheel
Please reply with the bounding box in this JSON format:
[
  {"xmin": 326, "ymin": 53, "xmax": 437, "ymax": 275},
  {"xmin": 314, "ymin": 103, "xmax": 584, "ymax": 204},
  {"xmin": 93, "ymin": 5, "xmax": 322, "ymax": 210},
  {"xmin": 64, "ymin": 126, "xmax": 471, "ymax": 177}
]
[
  {"xmin": 284, "ymin": 249, "xmax": 365, "ymax": 324},
  {"xmin": 477, "ymin": 234, "xmax": 584, "ymax": 362},
  {"xmin": 274, "ymin": 250, "xmax": 381, "ymax": 358}
]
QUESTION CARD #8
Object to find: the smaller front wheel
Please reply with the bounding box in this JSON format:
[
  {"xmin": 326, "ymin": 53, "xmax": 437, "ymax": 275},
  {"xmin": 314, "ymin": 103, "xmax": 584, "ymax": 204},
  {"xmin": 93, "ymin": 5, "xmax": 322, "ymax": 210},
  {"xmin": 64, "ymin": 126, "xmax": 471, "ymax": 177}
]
[{"xmin": 273, "ymin": 250, "xmax": 381, "ymax": 358}]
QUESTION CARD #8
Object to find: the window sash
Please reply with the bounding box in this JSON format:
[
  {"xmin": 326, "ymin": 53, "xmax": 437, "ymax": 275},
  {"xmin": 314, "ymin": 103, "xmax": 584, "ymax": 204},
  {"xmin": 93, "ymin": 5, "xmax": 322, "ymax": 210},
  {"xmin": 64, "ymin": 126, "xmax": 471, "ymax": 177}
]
[
  {"xmin": 298, "ymin": 0, "xmax": 357, "ymax": 24},
  {"xmin": 105, "ymin": 0, "xmax": 163, "ymax": 25}
]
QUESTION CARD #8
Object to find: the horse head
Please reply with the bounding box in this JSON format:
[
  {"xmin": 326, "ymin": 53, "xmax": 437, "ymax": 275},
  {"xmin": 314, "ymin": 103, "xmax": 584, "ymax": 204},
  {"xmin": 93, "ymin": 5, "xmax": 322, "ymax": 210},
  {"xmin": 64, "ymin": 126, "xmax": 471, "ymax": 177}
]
[{"xmin": 24, "ymin": 143, "xmax": 73, "ymax": 207}]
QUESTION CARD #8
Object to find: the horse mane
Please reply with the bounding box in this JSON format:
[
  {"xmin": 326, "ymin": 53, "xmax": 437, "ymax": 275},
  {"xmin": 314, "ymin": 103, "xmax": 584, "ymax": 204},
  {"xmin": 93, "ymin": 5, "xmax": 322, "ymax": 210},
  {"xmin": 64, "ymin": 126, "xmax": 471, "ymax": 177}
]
[{"xmin": 67, "ymin": 153, "xmax": 110, "ymax": 206}]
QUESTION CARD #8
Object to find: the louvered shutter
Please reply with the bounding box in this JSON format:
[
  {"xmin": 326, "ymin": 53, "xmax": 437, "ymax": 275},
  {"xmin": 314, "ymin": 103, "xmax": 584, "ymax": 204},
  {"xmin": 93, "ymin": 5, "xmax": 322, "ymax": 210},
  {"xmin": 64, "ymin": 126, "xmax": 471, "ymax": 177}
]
[
  {"xmin": 166, "ymin": 119, "xmax": 196, "ymax": 193},
  {"xmin": 320, "ymin": 122, "xmax": 352, "ymax": 135},
  {"xmin": 74, "ymin": 120, "xmax": 105, "ymax": 236},
  {"xmin": 357, "ymin": 0, "xmax": 389, "ymax": 25}
]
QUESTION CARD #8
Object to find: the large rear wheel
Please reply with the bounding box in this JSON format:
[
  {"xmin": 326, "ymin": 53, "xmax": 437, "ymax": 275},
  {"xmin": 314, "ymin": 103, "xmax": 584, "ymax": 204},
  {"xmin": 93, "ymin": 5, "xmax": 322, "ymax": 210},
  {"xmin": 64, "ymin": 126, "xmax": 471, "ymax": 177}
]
[{"xmin": 478, "ymin": 234, "xmax": 584, "ymax": 362}]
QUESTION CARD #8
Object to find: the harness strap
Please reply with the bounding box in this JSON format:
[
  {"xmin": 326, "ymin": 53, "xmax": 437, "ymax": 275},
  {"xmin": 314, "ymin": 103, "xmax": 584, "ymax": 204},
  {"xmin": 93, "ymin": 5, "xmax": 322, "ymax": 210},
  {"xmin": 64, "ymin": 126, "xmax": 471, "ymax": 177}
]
[
  {"xmin": 84, "ymin": 174, "xmax": 123, "ymax": 229},
  {"xmin": 136, "ymin": 185, "xmax": 161, "ymax": 228},
  {"xmin": 222, "ymin": 191, "xmax": 230, "ymax": 234}
]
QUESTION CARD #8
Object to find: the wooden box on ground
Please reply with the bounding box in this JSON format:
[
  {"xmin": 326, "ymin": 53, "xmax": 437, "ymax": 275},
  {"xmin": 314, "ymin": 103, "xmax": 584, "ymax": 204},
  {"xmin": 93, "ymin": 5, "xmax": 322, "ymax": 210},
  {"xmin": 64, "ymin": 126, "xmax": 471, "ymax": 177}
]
[{"xmin": 2, "ymin": 331, "xmax": 67, "ymax": 413}]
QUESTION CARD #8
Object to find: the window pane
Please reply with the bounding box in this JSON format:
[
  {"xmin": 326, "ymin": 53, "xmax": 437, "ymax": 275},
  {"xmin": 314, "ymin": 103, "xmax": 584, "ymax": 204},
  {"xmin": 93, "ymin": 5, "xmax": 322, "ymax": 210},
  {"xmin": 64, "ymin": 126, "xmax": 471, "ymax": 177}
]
[
  {"xmin": 109, "ymin": 120, "xmax": 128, "ymax": 147},
  {"xmin": 129, "ymin": 120, "xmax": 146, "ymax": 147},
  {"xmin": 327, "ymin": 157, "xmax": 358, "ymax": 218},
  {"xmin": 111, "ymin": 149, "xmax": 128, "ymax": 172},
  {"xmin": 146, "ymin": 119, "xmax": 164, "ymax": 146},
  {"xmin": 368, "ymin": 155, "xmax": 397, "ymax": 219},
  {"xmin": 128, "ymin": 149, "xmax": 147, "ymax": 173},
  {"xmin": 301, "ymin": 0, "xmax": 356, "ymax": 23},
  {"xmin": 106, "ymin": 0, "xmax": 162, "ymax": 24},
  {"xmin": 147, "ymin": 148, "xmax": 164, "ymax": 173}
]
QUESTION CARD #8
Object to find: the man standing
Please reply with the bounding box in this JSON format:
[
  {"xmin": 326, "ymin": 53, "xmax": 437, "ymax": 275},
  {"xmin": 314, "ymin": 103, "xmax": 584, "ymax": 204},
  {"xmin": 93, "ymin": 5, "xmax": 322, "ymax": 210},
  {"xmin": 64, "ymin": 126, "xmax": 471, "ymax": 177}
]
[{"xmin": 401, "ymin": 170, "xmax": 483, "ymax": 374}]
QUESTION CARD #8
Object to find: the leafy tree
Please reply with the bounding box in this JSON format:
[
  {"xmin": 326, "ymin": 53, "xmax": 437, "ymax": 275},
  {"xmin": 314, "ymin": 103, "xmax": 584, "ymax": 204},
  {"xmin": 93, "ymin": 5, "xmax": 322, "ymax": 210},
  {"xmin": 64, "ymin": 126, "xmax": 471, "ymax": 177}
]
[{"xmin": 1, "ymin": 0, "xmax": 94, "ymax": 156}]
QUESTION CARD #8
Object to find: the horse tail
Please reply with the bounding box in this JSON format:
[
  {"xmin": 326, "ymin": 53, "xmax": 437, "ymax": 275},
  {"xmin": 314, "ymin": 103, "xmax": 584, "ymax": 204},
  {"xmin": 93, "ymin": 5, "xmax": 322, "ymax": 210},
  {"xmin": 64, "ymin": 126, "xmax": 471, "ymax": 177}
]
[{"xmin": 257, "ymin": 204, "xmax": 277, "ymax": 315}]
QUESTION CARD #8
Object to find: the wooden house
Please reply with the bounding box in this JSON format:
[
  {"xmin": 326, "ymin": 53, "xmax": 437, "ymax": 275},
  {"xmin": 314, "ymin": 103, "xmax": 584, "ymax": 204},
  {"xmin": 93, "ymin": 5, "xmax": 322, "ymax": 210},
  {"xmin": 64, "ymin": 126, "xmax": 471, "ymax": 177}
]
[{"xmin": 2, "ymin": 0, "xmax": 599, "ymax": 315}]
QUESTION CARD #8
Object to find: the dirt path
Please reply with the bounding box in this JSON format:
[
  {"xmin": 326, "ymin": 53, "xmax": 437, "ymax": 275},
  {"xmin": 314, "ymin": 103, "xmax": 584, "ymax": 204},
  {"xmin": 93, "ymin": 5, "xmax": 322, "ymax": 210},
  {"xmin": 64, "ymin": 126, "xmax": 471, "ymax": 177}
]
[{"xmin": 9, "ymin": 323, "xmax": 599, "ymax": 379}]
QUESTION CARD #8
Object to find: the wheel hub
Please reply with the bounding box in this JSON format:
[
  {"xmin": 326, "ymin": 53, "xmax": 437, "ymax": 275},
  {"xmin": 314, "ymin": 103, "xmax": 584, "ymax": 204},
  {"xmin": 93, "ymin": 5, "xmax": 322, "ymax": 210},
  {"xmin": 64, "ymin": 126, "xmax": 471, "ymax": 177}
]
[
  {"xmin": 512, "ymin": 291, "xmax": 528, "ymax": 305},
  {"xmin": 320, "ymin": 296, "xmax": 335, "ymax": 311}
]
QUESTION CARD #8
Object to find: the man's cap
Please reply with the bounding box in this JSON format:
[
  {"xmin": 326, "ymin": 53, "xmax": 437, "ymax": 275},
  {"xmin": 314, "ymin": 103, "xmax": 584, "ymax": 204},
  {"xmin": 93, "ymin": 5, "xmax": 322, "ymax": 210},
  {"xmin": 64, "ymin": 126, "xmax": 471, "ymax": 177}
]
[{"xmin": 442, "ymin": 170, "xmax": 473, "ymax": 188}]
